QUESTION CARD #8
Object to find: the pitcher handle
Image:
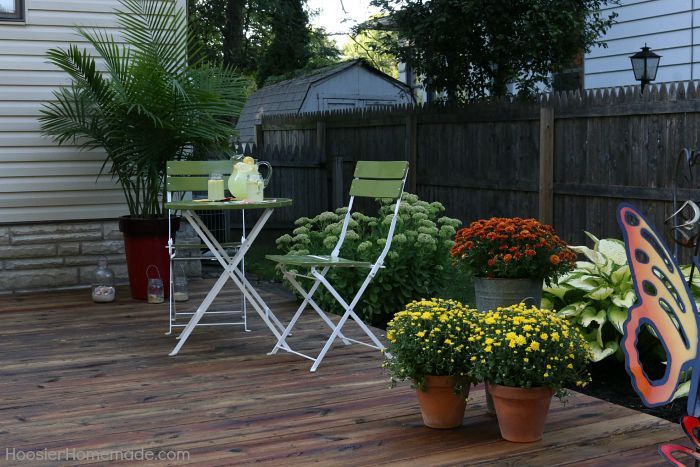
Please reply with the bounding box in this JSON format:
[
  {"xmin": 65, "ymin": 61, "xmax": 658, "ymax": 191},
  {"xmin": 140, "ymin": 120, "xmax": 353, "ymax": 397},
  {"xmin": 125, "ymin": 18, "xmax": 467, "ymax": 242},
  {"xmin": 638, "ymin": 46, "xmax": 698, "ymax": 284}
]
[{"xmin": 258, "ymin": 161, "xmax": 272, "ymax": 187}]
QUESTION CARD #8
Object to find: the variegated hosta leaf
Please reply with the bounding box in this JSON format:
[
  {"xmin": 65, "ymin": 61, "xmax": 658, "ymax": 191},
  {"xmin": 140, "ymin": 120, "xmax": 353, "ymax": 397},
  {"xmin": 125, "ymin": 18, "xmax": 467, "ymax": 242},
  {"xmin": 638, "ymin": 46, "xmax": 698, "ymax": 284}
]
[
  {"xmin": 596, "ymin": 238, "xmax": 628, "ymax": 266},
  {"xmin": 611, "ymin": 265, "xmax": 630, "ymax": 286},
  {"xmin": 565, "ymin": 276, "xmax": 600, "ymax": 292},
  {"xmin": 607, "ymin": 305, "xmax": 628, "ymax": 334},
  {"xmin": 585, "ymin": 286, "xmax": 614, "ymax": 301},
  {"xmin": 581, "ymin": 307, "xmax": 606, "ymax": 328},
  {"xmin": 584, "ymin": 231, "xmax": 601, "ymax": 245},
  {"xmin": 570, "ymin": 245, "xmax": 606, "ymax": 266},
  {"xmin": 588, "ymin": 340, "xmax": 619, "ymax": 362},
  {"xmin": 543, "ymin": 283, "xmax": 570, "ymax": 300},
  {"xmin": 611, "ymin": 289, "xmax": 636, "ymax": 308},
  {"xmin": 574, "ymin": 261, "xmax": 597, "ymax": 273},
  {"xmin": 672, "ymin": 380, "xmax": 691, "ymax": 400},
  {"xmin": 541, "ymin": 296, "xmax": 554, "ymax": 310},
  {"xmin": 557, "ymin": 301, "xmax": 590, "ymax": 318}
]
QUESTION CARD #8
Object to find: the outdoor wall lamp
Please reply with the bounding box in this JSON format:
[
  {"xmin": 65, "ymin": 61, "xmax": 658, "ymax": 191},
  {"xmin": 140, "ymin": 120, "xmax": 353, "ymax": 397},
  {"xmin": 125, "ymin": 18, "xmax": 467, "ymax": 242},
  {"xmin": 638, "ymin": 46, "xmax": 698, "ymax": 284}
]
[{"xmin": 630, "ymin": 44, "xmax": 661, "ymax": 93}]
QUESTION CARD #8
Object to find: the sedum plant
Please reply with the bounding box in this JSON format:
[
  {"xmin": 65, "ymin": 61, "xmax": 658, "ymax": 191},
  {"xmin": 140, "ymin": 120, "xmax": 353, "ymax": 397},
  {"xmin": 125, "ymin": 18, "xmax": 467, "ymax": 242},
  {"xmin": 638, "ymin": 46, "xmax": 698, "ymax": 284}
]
[
  {"xmin": 40, "ymin": 0, "xmax": 248, "ymax": 217},
  {"xmin": 276, "ymin": 193, "xmax": 461, "ymax": 326}
]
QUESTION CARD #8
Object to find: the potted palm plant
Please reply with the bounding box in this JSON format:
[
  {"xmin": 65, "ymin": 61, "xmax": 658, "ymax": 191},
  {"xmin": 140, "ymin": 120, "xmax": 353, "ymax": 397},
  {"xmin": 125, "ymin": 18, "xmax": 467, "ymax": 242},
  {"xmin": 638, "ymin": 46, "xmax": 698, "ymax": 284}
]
[{"xmin": 40, "ymin": 0, "xmax": 247, "ymax": 299}]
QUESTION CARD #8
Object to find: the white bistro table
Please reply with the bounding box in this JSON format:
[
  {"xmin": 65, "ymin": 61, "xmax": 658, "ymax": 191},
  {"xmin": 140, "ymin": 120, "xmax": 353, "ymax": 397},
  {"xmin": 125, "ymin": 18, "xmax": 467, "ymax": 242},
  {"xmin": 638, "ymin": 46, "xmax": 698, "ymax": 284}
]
[{"xmin": 165, "ymin": 197, "xmax": 292, "ymax": 356}]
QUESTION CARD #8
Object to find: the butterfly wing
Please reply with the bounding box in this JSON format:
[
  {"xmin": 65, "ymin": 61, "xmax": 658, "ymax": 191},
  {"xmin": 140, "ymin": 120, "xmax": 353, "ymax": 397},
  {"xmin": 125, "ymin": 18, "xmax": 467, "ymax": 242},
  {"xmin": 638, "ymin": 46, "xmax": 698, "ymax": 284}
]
[{"xmin": 618, "ymin": 204, "xmax": 700, "ymax": 413}]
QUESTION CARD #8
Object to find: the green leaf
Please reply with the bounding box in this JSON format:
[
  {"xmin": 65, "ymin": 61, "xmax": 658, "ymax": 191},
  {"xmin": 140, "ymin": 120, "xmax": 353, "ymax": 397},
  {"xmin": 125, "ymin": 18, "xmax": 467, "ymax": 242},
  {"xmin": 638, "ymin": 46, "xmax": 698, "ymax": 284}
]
[
  {"xmin": 611, "ymin": 290, "xmax": 636, "ymax": 308},
  {"xmin": 597, "ymin": 239, "xmax": 628, "ymax": 266},
  {"xmin": 672, "ymin": 380, "xmax": 691, "ymax": 400},
  {"xmin": 570, "ymin": 245, "xmax": 605, "ymax": 266},
  {"xmin": 607, "ymin": 305, "xmax": 628, "ymax": 334},
  {"xmin": 543, "ymin": 283, "xmax": 569, "ymax": 300},
  {"xmin": 557, "ymin": 301, "xmax": 590, "ymax": 318},
  {"xmin": 585, "ymin": 286, "xmax": 614, "ymax": 301},
  {"xmin": 588, "ymin": 341, "xmax": 619, "ymax": 362},
  {"xmin": 581, "ymin": 307, "xmax": 606, "ymax": 328}
]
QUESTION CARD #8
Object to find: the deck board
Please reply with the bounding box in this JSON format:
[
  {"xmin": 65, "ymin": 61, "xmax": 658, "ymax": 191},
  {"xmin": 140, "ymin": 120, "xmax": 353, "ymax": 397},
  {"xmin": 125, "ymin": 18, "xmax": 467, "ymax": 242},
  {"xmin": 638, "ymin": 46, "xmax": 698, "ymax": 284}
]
[{"xmin": 0, "ymin": 279, "xmax": 684, "ymax": 466}]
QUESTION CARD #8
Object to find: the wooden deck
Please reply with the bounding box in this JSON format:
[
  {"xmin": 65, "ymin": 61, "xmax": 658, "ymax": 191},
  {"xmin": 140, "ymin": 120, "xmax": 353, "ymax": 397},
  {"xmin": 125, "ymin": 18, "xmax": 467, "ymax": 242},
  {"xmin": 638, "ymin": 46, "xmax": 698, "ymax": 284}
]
[{"xmin": 0, "ymin": 279, "xmax": 687, "ymax": 466}]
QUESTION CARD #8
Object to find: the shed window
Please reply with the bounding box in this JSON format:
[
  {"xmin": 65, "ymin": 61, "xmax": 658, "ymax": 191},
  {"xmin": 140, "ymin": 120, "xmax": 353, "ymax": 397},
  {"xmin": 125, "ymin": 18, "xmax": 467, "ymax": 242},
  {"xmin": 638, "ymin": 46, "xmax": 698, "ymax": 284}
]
[{"xmin": 0, "ymin": 0, "xmax": 23, "ymax": 21}]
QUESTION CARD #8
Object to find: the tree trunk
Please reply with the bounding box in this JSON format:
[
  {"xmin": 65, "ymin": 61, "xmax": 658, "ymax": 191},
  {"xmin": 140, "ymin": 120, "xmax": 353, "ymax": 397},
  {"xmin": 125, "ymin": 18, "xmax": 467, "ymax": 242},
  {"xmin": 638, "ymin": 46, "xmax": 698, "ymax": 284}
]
[{"xmin": 223, "ymin": 0, "xmax": 246, "ymax": 69}]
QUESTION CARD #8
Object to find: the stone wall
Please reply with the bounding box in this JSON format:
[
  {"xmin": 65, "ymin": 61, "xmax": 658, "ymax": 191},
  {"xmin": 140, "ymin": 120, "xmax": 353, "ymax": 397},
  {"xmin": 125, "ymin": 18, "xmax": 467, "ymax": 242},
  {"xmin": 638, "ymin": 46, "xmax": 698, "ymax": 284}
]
[{"xmin": 0, "ymin": 220, "xmax": 201, "ymax": 294}]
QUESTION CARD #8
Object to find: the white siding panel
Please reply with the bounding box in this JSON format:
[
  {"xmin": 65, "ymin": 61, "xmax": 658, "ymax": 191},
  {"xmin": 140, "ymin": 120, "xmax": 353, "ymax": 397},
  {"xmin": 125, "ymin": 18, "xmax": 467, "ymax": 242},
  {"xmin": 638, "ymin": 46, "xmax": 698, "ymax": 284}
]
[
  {"xmin": 0, "ymin": 0, "xmax": 186, "ymax": 223},
  {"xmin": 584, "ymin": 0, "xmax": 700, "ymax": 89},
  {"xmin": 0, "ymin": 205, "xmax": 128, "ymax": 223},
  {"xmin": 610, "ymin": 0, "xmax": 689, "ymax": 23}
]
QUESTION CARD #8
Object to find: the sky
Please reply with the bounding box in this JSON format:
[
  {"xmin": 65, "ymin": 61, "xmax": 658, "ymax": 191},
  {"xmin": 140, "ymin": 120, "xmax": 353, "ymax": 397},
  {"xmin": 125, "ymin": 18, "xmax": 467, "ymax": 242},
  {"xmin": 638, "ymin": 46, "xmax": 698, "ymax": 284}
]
[{"xmin": 306, "ymin": 0, "xmax": 381, "ymax": 49}]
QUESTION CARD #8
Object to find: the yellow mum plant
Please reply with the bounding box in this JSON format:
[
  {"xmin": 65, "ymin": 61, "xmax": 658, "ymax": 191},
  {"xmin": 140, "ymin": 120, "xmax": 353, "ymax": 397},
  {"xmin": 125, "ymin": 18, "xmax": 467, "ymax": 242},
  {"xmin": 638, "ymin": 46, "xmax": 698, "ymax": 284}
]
[
  {"xmin": 471, "ymin": 304, "xmax": 592, "ymax": 396},
  {"xmin": 384, "ymin": 298, "xmax": 480, "ymax": 392}
]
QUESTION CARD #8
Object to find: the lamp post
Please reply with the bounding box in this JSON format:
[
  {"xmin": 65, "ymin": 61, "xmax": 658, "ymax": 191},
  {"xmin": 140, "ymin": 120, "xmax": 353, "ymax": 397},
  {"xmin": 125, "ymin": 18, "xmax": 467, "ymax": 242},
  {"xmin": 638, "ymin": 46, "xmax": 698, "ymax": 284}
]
[{"xmin": 630, "ymin": 44, "xmax": 661, "ymax": 93}]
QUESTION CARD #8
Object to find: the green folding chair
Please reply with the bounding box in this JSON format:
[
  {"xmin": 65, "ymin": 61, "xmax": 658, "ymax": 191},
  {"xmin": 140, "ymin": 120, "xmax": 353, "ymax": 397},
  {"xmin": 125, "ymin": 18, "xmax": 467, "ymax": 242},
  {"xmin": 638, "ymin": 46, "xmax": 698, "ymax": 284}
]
[{"xmin": 266, "ymin": 160, "xmax": 409, "ymax": 371}]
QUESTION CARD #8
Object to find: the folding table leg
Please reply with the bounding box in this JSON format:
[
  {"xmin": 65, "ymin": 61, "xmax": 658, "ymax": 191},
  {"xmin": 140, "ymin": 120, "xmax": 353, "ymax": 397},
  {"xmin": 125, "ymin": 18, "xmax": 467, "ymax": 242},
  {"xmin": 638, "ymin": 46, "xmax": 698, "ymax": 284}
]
[{"xmin": 169, "ymin": 208, "xmax": 283, "ymax": 355}]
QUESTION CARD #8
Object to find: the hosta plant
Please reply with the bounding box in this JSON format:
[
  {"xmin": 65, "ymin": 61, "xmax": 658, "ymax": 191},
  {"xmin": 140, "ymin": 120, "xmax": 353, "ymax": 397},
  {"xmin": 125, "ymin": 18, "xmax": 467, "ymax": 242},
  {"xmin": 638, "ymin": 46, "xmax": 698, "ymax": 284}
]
[
  {"xmin": 543, "ymin": 232, "xmax": 700, "ymax": 368},
  {"xmin": 276, "ymin": 193, "xmax": 461, "ymax": 326},
  {"xmin": 542, "ymin": 232, "xmax": 634, "ymax": 362}
]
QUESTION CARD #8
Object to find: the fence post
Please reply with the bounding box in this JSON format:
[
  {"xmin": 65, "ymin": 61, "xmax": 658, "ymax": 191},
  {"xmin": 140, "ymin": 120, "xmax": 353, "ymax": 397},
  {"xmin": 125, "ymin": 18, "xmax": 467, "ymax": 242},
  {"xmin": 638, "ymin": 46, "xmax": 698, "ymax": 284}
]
[
  {"xmin": 255, "ymin": 123, "xmax": 264, "ymax": 148},
  {"xmin": 330, "ymin": 156, "xmax": 344, "ymax": 209},
  {"xmin": 316, "ymin": 120, "xmax": 333, "ymax": 210},
  {"xmin": 539, "ymin": 107, "xmax": 555, "ymax": 225},
  {"xmin": 405, "ymin": 113, "xmax": 418, "ymax": 193}
]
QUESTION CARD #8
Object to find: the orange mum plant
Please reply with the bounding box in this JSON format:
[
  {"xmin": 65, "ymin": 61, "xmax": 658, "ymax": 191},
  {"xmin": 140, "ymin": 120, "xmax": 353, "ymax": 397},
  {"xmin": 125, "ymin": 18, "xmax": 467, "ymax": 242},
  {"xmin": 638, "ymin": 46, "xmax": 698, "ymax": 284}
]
[{"xmin": 451, "ymin": 217, "xmax": 576, "ymax": 285}]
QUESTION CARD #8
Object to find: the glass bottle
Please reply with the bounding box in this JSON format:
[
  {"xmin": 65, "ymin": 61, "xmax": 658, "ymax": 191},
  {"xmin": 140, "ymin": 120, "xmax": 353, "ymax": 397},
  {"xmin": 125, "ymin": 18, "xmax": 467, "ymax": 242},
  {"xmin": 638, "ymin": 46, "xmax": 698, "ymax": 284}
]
[
  {"xmin": 92, "ymin": 257, "xmax": 116, "ymax": 303},
  {"xmin": 173, "ymin": 264, "xmax": 189, "ymax": 302}
]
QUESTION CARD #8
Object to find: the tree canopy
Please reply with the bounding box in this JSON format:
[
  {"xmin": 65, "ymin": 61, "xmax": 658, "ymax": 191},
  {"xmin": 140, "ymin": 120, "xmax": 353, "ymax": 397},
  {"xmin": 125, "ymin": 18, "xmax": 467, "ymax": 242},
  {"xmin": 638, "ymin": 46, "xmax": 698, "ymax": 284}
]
[
  {"xmin": 343, "ymin": 17, "xmax": 399, "ymax": 79},
  {"xmin": 370, "ymin": 0, "xmax": 618, "ymax": 101},
  {"xmin": 188, "ymin": 0, "xmax": 341, "ymax": 87}
]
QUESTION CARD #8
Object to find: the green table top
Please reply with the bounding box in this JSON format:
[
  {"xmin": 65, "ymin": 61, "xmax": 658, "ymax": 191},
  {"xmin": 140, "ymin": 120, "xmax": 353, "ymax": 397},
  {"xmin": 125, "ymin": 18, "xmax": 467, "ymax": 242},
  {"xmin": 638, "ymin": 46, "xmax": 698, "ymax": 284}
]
[{"xmin": 165, "ymin": 198, "xmax": 292, "ymax": 211}]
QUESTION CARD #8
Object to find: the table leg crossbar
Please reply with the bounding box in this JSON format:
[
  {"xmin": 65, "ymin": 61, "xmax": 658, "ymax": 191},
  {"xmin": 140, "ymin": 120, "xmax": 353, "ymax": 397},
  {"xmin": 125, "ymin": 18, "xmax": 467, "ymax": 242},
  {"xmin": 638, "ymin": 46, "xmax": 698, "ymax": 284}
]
[{"xmin": 169, "ymin": 208, "xmax": 285, "ymax": 356}]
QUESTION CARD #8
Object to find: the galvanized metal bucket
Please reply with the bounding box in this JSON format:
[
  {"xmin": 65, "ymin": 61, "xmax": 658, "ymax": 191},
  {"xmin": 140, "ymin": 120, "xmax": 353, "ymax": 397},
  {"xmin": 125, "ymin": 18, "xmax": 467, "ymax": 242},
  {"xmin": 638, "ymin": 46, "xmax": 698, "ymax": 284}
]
[{"xmin": 473, "ymin": 277, "xmax": 543, "ymax": 313}]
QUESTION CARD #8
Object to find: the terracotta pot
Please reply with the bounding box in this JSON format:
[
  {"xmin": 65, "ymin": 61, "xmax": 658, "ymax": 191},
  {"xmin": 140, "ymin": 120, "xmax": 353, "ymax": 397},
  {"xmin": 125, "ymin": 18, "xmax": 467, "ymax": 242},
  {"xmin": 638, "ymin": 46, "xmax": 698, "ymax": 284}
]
[
  {"xmin": 488, "ymin": 383, "xmax": 554, "ymax": 442},
  {"xmin": 415, "ymin": 375, "xmax": 469, "ymax": 429}
]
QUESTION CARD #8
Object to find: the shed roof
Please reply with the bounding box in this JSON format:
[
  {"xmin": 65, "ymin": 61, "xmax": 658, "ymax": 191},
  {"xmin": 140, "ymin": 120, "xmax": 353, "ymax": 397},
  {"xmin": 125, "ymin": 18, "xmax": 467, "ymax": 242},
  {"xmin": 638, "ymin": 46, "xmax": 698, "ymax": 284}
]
[{"xmin": 234, "ymin": 60, "xmax": 410, "ymax": 142}]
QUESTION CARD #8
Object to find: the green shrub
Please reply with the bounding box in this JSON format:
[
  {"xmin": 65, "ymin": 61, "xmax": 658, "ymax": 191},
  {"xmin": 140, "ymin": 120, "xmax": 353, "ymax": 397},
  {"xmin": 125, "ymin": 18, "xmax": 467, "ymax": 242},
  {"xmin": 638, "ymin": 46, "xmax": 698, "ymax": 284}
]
[{"xmin": 275, "ymin": 193, "xmax": 461, "ymax": 326}]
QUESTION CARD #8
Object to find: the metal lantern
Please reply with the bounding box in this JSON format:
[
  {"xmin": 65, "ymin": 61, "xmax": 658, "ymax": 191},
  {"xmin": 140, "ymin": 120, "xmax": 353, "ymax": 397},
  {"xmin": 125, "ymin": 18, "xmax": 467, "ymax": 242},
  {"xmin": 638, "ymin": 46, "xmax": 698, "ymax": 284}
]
[{"xmin": 629, "ymin": 45, "xmax": 661, "ymax": 93}]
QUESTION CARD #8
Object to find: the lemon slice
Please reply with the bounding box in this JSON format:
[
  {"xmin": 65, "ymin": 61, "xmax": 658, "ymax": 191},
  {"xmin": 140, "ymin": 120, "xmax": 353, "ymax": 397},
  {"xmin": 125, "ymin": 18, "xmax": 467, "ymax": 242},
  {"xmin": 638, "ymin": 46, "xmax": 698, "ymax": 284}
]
[{"xmin": 243, "ymin": 156, "xmax": 255, "ymax": 164}]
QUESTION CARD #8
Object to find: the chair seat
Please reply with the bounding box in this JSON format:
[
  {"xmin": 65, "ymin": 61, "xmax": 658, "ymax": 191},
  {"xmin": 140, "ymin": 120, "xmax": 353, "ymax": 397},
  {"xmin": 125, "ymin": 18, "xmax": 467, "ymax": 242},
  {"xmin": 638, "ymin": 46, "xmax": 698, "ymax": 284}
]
[{"xmin": 266, "ymin": 254, "xmax": 371, "ymax": 268}]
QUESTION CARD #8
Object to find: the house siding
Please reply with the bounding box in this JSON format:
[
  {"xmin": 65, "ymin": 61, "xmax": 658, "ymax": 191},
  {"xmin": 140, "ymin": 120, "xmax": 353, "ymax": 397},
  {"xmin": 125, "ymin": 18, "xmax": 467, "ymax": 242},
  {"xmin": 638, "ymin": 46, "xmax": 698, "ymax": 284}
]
[
  {"xmin": 0, "ymin": 0, "xmax": 190, "ymax": 294},
  {"xmin": 585, "ymin": 0, "xmax": 700, "ymax": 89},
  {"xmin": 0, "ymin": 0, "xmax": 185, "ymax": 224}
]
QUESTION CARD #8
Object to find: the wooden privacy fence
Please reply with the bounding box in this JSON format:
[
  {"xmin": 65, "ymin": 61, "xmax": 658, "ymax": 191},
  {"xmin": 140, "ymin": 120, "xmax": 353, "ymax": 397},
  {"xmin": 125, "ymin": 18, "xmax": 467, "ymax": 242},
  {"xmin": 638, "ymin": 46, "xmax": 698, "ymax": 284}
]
[{"xmin": 242, "ymin": 81, "xmax": 700, "ymax": 251}]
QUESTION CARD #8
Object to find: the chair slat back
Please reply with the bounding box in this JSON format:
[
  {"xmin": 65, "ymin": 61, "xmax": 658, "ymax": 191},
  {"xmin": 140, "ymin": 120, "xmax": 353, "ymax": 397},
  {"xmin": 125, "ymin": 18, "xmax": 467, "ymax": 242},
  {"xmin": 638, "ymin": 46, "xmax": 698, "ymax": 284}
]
[
  {"xmin": 353, "ymin": 161, "xmax": 408, "ymax": 180},
  {"xmin": 349, "ymin": 161, "xmax": 408, "ymax": 199},
  {"xmin": 349, "ymin": 179, "xmax": 404, "ymax": 199},
  {"xmin": 166, "ymin": 160, "xmax": 233, "ymax": 192}
]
